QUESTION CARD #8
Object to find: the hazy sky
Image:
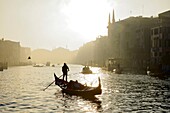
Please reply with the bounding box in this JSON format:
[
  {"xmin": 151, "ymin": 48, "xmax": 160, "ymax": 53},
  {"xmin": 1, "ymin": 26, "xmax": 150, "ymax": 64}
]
[{"xmin": 0, "ymin": 0, "xmax": 170, "ymax": 50}]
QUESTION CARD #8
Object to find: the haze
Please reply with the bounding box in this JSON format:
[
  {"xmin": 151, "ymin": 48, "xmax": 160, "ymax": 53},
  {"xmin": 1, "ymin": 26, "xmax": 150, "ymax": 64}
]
[{"xmin": 0, "ymin": 0, "xmax": 169, "ymax": 50}]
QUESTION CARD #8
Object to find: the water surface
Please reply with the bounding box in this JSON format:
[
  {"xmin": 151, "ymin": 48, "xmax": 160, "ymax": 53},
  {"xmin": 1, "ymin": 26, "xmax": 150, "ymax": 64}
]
[{"xmin": 0, "ymin": 65, "xmax": 170, "ymax": 112}]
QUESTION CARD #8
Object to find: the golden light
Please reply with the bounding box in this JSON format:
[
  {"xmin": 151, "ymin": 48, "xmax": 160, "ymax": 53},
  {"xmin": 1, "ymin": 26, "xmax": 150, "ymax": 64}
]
[
  {"xmin": 62, "ymin": 0, "xmax": 112, "ymax": 41},
  {"xmin": 80, "ymin": 67, "xmax": 101, "ymax": 87}
]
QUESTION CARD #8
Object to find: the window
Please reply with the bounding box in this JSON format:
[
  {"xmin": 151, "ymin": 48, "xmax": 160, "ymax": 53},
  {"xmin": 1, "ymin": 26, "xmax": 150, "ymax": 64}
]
[
  {"xmin": 154, "ymin": 28, "xmax": 158, "ymax": 35},
  {"xmin": 154, "ymin": 52, "xmax": 157, "ymax": 57},
  {"xmin": 160, "ymin": 27, "xmax": 162, "ymax": 33},
  {"xmin": 151, "ymin": 29, "xmax": 154, "ymax": 35}
]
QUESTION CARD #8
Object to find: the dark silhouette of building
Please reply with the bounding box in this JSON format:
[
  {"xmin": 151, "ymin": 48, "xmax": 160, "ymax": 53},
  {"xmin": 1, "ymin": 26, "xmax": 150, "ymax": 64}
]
[
  {"xmin": 107, "ymin": 9, "xmax": 159, "ymax": 73},
  {"xmin": 73, "ymin": 9, "xmax": 170, "ymax": 75},
  {"xmin": 150, "ymin": 10, "xmax": 170, "ymax": 73}
]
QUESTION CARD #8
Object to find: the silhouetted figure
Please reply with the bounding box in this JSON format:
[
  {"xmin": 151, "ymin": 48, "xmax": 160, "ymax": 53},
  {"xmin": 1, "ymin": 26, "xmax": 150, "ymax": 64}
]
[
  {"xmin": 67, "ymin": 80, "xmax": 74, "ymax": 89},
  {"xmin": 86, "ymin": 66, "xmax": 90, "ymax": 70},
  {"xmin": 83, "ymin": 66, "xmax": 86, "ymax": 71},
  {"xmin": 74, "ymin": 80, "xmax": 81, "ymax": 89},
  {"xmin": 62, "ymin": 63, "xmax": 69, "ymax": 82}
]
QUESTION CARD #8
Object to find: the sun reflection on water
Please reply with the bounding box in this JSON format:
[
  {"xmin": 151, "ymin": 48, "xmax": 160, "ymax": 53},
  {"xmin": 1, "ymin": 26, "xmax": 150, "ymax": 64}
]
[
  {"xmin": 79, "ymin": 67, "xmax": 101, "ymax": 87},
  {"xmin": 77, "ymin": 97, "xmax": 102, "ymax": 113}
]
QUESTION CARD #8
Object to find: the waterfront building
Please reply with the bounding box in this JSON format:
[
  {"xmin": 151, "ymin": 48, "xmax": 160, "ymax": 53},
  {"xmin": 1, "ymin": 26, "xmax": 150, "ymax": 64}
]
[
  {"xmin": 0, "ymin": 39, "xmax": 31, "ymax": 66},
  {"xmin": 93, "ymin": 36, "xmax": 108, "ymax": 67},
  {"xmin": 0, "ymin": 39, "xmax": 20, "ymax": 66},
  {"xmin": 107, "ymin": 9, "xmax": 158, "ymax": 73},
  {"xmin": 150, "ymin": 10, "xmax": 170, "ymax": 73}
]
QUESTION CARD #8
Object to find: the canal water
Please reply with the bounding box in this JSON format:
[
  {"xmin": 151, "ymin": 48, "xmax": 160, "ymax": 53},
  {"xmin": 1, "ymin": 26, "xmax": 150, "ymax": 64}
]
[{"xmin": 0, "ymin": 64, "xmax": 170, "ymax": 112}]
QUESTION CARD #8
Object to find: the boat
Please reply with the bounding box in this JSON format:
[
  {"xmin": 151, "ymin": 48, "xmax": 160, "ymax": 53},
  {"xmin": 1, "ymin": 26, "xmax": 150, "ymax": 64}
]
[
  {"xmin": 81, "ymin": 66, "xmax": 92, "ymax": 74},
  {"xmin": 113, "ymin": 65, "xmax": 122, "ymax": 74},
  {"xmin": 54, "ymin": 74, "xmax": 102, "ymax": 97},
  {"xmin": 46, "ymin": 62, "xmax": 50, "ymax": 66},
  {"xmin": 147, "ymin": 70, "xmax": 169, "ymax": 79},
  {"xmin": 0, "ymin": 62, "xmax": 8, "ymax": 71},
  {"xmin": 113, "ymin": 68, "xmax": 122, "ymax": 74},
  {"xmin": 33, "ymin": 64, "xmax": 44, "ymax": 67},
  {"xmin": 146, "ymin": 65, "xmax": 169, "ymax": 79}
]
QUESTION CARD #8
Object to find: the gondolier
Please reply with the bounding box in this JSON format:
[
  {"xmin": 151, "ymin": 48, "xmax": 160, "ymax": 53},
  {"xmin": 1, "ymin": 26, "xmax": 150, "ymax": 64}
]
[{"xmin": 62, "ymin": 63, "xmax": 69, "ymax": 82}]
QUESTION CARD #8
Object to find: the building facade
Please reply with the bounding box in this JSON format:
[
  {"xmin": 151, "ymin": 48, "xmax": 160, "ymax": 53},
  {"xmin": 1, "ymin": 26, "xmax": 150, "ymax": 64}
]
[
  {"xmin": 0, "ymin": 39, "xmax": 31, "ymax": 66},
  {"xmin": 107, "ymin": 10, "xmax": 159, "ymax": 73},
  {"xmin": 151, "ymin": 10, "xmax": 170, "ymax": 73}
]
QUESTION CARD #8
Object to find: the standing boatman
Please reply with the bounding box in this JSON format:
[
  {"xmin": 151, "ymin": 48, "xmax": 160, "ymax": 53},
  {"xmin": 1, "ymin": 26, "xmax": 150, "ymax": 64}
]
[{"xmin": 62, "ymin": 63, "xmax": 69, "ymax": 82}]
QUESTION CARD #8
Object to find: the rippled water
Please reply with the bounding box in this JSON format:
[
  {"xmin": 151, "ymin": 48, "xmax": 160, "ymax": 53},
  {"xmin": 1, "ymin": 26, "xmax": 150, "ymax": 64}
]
[{"xmin": 0, "ymin": 65, "xmax": 170, "ymax": 113}]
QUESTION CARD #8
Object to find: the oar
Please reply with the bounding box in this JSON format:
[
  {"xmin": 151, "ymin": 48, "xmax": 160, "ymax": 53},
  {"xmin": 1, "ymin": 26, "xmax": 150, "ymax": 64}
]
[
  {"xmin": 43, "ymin": 74, "xmax": 63, "ymax": 91},
  {"xmin": 43, "ymin": 80, "xmax": 55, "ymax": 91}
]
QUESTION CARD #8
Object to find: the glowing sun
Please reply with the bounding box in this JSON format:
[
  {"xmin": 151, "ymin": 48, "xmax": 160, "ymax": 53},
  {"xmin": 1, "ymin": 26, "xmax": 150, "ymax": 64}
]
[{"xmin": 62, "ymin": 0, "xmax": 112, "ymax": 42}]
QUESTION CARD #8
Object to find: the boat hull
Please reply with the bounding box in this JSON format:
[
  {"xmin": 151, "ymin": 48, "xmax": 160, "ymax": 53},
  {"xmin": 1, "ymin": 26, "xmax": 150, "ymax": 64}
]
[
  {"xmin": 81, "ymin": 71, "xmax": 92, "ymax": 74},
  {"xmin": 62, "ymin": 86, "xmax": 101, "ymax": 96}
]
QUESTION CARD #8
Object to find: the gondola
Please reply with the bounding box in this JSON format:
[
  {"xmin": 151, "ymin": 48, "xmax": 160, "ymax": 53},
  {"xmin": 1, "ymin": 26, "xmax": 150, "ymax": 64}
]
[{"xmin": 54, "ymin": 74, "xmax": 102, "ymax": 97}]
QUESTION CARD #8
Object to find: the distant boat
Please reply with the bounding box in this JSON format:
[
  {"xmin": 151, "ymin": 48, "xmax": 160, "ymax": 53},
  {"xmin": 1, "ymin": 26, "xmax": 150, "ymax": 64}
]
[
  {"xmin": 33, "ymin": 64, "xmax": 44, "ymax": 67},
  {"xmin": 46, "ymin": 62, "xmax": 50, "ymax": 66},
  {"xmin": 146, "ymin": 65, "xmax": 170, "ymax": 79},
  {"xmin": 0, "ymin": 62, "xmax": 8, "ymax": 71},
  {"xmin": 147, "ymin": 70, "xmax": 169, "ymax": 79},
  {"xmin": 113, "ymin": 68, "xmax": 122, "ymax": 74},
  {"xmin": 81, "ymin": 66, "xmax": 92, "ymax": 74}
]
